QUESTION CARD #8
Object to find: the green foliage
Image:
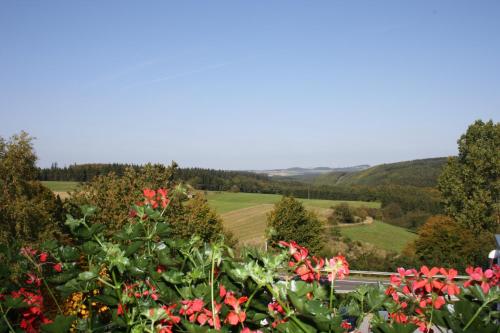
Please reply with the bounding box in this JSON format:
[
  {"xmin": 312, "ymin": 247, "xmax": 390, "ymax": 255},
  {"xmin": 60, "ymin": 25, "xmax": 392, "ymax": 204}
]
[
  {"xmin": 68, "ymin": 163, "xmax": 176, "ymax": 231},
  {"xmin": 408, "ymin": 215, "xmax": 490, "ymax": 270},
  {"xmin": 68, "ymin": 165, "xmax": 231, "ymax": 243},
  {"xmin": 438, "ymin": 119, "xmax": 500, "ymax": 234},
  {"xmin": 266, "ymin": 197, "xmax": 325, "ymax": 254},
  {"xmin": 330, "ymin": 203, "xmax": 355, "ymax": 224},
  {"xmin": 0, "ymin": 131, "xmax": 63, "ymax": 245},
  {"xmin": 166, "ymin": 194, "xmax": 233, "ymax": 244}
]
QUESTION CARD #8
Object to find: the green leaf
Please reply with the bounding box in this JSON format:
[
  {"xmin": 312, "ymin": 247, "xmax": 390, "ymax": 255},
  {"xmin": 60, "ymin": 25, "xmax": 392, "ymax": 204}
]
[
  {"xmin": 162, "ymin": 270, "xmax": 184, "ymax": 284},
  {"xmin": 65, "ymin": 215, "xmax": 84, "ymax": 233},
  {"xmin": 78, "ymin": 271, "xmax": 97, "ymax": 281},
  {"xmin": 81, "ymin": 205, "xmax": 97, "ymax": 217},
  {"xmin": 41, "ymin": 315, "xmax": 76, "ymax": 333},
  {"xmin": 125, "ymin": 241, "xmax": 144, "ymax": 256},
  {"xmin": 3, "ymin": 295, "xmax": 28, "ymax": 309},
  {"xmin": 81, "ymin": 241, "xmax": 101, "ymax": 255}
]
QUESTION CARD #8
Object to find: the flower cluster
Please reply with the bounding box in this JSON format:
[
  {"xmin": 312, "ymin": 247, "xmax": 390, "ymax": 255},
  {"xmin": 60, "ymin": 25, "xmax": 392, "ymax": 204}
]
[
  {"xmin": 123, "ymin": 279, "xmax": 160, "ymax": 301},
  {"xmin": 177, "ymin": 286, "xmax": 255, "ymax": 330},
  {"xmin": 279, "ymin": 241, "xmax": 349, "ymax": 284},
  {"xmin": 2, "ymin": 288, "xmax": 52, "ymax": 333},
  {"xmin": 464, "ymin": 264, "xmax": 500, "ymax": 293},
  {"xmin": 20, "ymin": 247, "xmax": 63, "ymax": 274},
  {"xmin": 279, "ymin": 241, "xmax": 325, "ymax": 282},
  {"xmin": 385, "ymin": 266, "xmax": 461, "ymax": 332},
  {"xmin": 267, "ymin": 300, "xmax": 287, "ymax": 328},
  {"xmin": 143, "ymin": 188, "xmax": 170, "ymax": 209}
]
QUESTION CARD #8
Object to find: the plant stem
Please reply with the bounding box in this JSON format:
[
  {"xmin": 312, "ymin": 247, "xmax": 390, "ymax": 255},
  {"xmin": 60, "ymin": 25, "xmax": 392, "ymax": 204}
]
[
  {"xmin": 112, "ymin": 270, "xmax": 131, "ymax": 332},
  {"xmin": 463, "ymin": 299, "xmax": 493, "ymax": 331},
  {"xmin": 43, "ymin": 278, "xmax": 63, "ymax": 314},
  {"xmin": 210, "ymin": 247, "xmax": 217, "ymax": 329},
  {"xmin": 329, "ymin": 277, "xmax": 336, "ymax": 310},
  {"xmin": 24, "ymin": 253, "xmax": 63, "ymax": 314},
  {"xmin": 244, "ymin": 285, "xmax": 262, "ymax": 312},
  {"xmin": 0, "ymin": 305, "xmax": 16, "ymax": 333}
]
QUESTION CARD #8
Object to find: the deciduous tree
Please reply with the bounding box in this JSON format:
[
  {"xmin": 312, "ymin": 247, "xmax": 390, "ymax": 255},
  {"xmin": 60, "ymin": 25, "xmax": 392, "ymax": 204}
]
[{"xmin": 438, "ymin": 119, "xmax": 500, "ymax": 234}]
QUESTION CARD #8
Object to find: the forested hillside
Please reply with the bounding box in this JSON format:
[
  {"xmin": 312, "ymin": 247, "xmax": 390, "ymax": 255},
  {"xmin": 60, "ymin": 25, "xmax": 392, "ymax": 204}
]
[{"xmin": 309, "ymin": 157, "xmax": 447, "ymax": 187}]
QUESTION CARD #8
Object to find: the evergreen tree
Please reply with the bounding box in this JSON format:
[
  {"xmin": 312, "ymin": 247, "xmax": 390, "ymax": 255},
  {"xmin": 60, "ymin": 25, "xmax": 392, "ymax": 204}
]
[{"xmin": 266, "ymin": 196, "xmax": 325, "ymax": 254}]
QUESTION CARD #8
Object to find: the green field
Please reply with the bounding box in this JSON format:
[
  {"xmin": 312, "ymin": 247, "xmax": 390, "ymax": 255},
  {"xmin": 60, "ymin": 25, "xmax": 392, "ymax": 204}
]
[
  {"xmin": 202, "ymin": 191, "xmax": 418, "ymax": 251},
  {"xmin": 41, "ymin": 181, "xmax": 80, "ymax": 191},
  {"xmin": 340, "ymin": 219, "xmax": 417, "ymax": 252},
  {"xmin": 206, "ymin": 191, "xmax": 380, "ymax": 214}
]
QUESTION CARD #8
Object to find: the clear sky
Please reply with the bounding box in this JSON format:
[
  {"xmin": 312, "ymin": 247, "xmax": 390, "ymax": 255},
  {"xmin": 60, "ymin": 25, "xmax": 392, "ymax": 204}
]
[{"xmin": 1, "ymin": 1, "xmax": 499, "ymax": 169}]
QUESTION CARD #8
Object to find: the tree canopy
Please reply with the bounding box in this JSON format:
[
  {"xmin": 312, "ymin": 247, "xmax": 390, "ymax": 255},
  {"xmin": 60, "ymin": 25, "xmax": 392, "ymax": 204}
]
[{"xmin": 438, "ymin": 119, "xmax": 500, "ymax": 234}]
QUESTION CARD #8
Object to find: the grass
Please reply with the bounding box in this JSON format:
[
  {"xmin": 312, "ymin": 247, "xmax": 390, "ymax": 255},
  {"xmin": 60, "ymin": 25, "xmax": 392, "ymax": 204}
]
[
  {"xmin": 41, "ymin": 181, "xmax": 80, "ymax": 192},
  {"xmin": 206, "ymin": 191, "xmax": 380, "ymax": 214},
  {"xmin": 340, "ymin": 219, "xmax": 417, "ymax": 252},
  {"xmin": 206, "ymin": 191, "xmax": 391, "ymax": 247}
]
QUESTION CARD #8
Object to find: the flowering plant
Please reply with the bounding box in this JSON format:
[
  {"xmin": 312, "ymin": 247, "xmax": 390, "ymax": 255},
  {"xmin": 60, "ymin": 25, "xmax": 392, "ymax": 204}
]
[{"xmin": 0, "ymin": 188, "xmax": 498, "ymax": 333}]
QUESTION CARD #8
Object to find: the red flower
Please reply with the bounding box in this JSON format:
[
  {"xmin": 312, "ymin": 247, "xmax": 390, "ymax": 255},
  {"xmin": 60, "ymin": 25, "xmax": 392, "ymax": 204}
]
[
  {"xmin": 53, "ymin": 263, "xmax": 62, "ymax": 272},
  {"xmin": 279, "ymin": 241, "xmax": 308, "ymax": 262},
  {"xmin": 219, "ymin": 284, "xmax": 227, "ymax": 298},
  {"xmin": 412, "ymin": 266, "xmax": 443, "ymax": 293},
  {"xmin": 180, "ymin": 299, "xmax": 205, "ymax": 322},
  {"xmin": 143, "ymin": 189, "xmax": 156, "ymax": 199},
  {"xmin": 157, "ymin": 188, "xmax": 170, "ymax": 208},
  {"xmin": 341, "ymin": 319, "xmax": 352, "ymax": 330},
  {"xmin": 439, "ymin": 268, "xmax": 460, "ymax": 296},
  {"xmin": 224, "ymin": 292, "xmax": 248, "ymax": 325},
  {"xmin": 25, "ymin": 273, "xmax": 41, "ymax": 287},
  {"xmin": 39, "ymin": 252, "xmax": 48, "ymax": 263}
]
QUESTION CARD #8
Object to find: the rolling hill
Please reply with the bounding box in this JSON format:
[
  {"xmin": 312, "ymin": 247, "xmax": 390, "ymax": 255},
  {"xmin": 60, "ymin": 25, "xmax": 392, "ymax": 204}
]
[{"xmin": 310, "ymin": 157, "xmax": 447, "ymax": 187}]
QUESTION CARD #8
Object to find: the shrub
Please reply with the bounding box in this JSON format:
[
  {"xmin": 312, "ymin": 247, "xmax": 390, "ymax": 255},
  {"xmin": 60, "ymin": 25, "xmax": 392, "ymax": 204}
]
[
  {"xmin": 68, "ymin": 164, "xmax": 231, "ymax": 242},
  {"xmin": 407, "ymin": 215, "xmax": 491, "ymax": 270},
  {"xmin": 328, "ymin": 203, "xmax": 355, "ymax": 224}
]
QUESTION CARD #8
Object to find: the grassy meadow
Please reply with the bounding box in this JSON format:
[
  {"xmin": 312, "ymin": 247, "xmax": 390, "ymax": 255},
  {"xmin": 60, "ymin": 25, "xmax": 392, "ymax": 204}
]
[
  {"xmin": 205, "ymin": 191, "xmax": 380, "ymax": 213},
  {"xmin": 41, "ymin": 181, "xmax": 80, "ymax": 191},
  {"xmin": 205, "ymin": 191, "xmax": 416, "ymax": 253},
  {"xmin": 340, "ymin": 220, "xmax": 417, "ymax": 252}
]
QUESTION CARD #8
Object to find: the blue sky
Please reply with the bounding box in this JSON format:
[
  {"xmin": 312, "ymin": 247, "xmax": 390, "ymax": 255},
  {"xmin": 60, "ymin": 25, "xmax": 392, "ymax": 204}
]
[{"xmin": 1, "ymin": 1, "xmax": 499, "ymax": 169}]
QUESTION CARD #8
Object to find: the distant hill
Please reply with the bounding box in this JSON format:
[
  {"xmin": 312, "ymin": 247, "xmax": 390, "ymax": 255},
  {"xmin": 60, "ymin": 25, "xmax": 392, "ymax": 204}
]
[
  {"xmin": 310, "ymin": 157, "xmax": 448, "ymax": 187},
  {"xmin": 251, "ymin": 165, "xmax": 370, "ymax": 177}
]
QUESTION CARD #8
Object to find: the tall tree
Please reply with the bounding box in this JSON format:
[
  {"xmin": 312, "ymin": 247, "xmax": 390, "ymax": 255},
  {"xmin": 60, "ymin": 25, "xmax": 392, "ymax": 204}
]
[
  {"xmin": 0, "ymin": 132, "xmax": 63, "ymax": 244},
  {"xmin": 266, "ymin": 196, "xmax": 325, "ymax": 254},
  {"xmin": 438, "ymin": 120, "xmax": 500, "ymax": 234}
]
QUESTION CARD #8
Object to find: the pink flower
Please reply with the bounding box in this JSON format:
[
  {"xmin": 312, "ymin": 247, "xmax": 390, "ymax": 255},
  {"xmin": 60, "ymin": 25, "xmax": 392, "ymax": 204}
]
[
  {"xmin": 325, "ymin": 255, "xmax": 349, "ymax": 281},
  {"xmin": 464, "ymin": 266, "xmax": 497, "ymax": 294}
]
